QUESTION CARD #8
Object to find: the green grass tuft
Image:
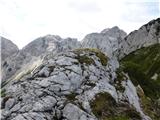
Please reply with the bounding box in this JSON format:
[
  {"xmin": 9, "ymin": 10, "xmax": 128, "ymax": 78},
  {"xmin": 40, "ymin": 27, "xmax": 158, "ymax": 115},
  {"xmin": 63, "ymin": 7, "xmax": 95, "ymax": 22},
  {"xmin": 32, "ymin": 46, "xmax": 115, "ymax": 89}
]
[
  {"xmin": 0, "ymin": 89, "xmax": 6, "ymax": 98},
  {"xmin": 74, "ymin": 48, "xmax": 108, "ymax": 66}
]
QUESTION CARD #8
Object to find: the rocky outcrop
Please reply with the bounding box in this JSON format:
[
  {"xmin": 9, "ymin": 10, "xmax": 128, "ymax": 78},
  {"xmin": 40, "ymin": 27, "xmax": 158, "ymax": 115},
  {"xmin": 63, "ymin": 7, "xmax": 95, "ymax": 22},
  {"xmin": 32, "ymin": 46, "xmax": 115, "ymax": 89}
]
[
  {"xmin": 1, "ymin": 18, "xmax": 160, "ymax": 120},
  {"xmin": 81, "ymin": 26, "xmax": 127, "ymax": 76},
  {"xmin": 1, "ymin": 48, "xmax": 149, "ymax": 120},
  {"xmin": 119, "ymin": 18, "xmax": 160, "ymax": 58},
  {"xmin": 82, "ymin": 26, "xmax": 127, "ymax": 58},
  {"xmin": 1, "ymin": 35, "xmax": 81, "ymax": 82},
  {"xmin": 0, "ymin": 37, "xmax": 19, "ymax": 61}
]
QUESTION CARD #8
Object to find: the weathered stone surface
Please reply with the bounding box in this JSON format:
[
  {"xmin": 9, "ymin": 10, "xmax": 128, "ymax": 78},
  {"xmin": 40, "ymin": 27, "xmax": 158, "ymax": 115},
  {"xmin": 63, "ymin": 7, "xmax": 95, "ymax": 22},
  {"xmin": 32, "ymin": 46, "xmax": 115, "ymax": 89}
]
[
  {"xmin": 2, "ymin": 18, "xmax": 159, "ymax": 120},
  {"xmin": 1, "ymin": 49, "xmax": 149, "ymax": 120},
  {"xmin": 82, "ymin": 26, "xmax": 127, "ymax": 58},
  {"xmin": 1, "ymin": 35, "xmax": 81, "ymax": 82},
  {"xmin": 0, "ymin": 37, "xmax": 19, "ymax": 61},
  {"xmin": 119, "ymin": 18, "xmax": 160, "ymax": 58},
  {"xmin": 63, "ymin": 103, "xmax": 96, "ymax": 120},
  {"xmin": 81, "ymin": 26, "xmax": 127, "ymax": 73}
]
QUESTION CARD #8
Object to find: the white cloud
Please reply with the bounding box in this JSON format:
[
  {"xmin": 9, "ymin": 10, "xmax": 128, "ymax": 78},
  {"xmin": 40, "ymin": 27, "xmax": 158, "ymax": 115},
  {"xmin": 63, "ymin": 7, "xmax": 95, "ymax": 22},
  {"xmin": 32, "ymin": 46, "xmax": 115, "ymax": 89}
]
[{"xmin": 0, "ymin": 0, "xmax": 159, "ymax": 48}]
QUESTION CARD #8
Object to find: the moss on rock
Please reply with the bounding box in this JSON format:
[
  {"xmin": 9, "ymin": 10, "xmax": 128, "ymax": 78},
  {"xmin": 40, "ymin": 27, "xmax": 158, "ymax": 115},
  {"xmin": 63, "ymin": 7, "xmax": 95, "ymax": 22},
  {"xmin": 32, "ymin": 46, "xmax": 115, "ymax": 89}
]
[
  {"xmin": 74, "ymin": 48, "xmax": 108, "ymax": 66},
  {"xmin": 75, "ymin": 55, "xmax": 95, "ymax": 65},
  {"xmin": 0, "ymin": 89, "xmax": 6, "ymax": 98},
  {"xmin": 114, "ymin": 68, "xmax": 127, "ymax": 92},
  {"xmin": 105, "ymin": 115, "xmax": 129, "ymax": 120},
  {"xmin": 90, "ymin": 92, "xmax": 117, "ymax": 119}
]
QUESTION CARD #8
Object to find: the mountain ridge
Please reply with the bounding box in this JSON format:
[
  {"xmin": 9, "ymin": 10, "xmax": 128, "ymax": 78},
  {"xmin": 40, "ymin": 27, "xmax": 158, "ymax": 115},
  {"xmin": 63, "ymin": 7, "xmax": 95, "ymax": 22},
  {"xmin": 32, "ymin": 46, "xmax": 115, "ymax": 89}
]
[{"xmin": 1, "ymin": 18, "xmax": 160, "ymax": 120}]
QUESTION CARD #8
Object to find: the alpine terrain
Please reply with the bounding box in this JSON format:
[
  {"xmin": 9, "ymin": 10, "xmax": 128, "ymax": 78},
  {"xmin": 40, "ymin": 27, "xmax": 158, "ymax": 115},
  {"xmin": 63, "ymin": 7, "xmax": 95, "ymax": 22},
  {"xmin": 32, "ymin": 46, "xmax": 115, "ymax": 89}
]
[{"xmin": 1, "ymin": 18, "xmax": 160, "ymax": 120}]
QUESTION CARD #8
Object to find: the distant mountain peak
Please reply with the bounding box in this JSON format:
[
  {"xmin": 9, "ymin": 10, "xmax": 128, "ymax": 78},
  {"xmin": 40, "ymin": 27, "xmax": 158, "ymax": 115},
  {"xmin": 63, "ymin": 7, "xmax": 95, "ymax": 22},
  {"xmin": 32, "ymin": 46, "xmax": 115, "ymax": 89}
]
[{"xmin": 0, "ymin": 36, "xmax": 19, "ymax": 61}]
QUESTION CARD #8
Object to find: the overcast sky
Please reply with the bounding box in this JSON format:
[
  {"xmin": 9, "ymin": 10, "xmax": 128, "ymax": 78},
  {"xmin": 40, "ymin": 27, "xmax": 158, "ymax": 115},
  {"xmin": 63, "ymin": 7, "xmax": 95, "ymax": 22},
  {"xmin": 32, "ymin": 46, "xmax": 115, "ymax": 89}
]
[{"xmin": 0, "ymin": 0, "xmax": 159, "ymax": 48}]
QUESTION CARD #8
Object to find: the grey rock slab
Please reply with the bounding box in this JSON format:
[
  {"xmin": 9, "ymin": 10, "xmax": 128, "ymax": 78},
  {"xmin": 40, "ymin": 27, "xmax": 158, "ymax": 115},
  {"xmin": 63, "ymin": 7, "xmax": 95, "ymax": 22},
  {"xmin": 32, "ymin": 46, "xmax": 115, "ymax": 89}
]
[{"xmin": 63, "ymin": 103, "xmax": 96, "ymax": 120}]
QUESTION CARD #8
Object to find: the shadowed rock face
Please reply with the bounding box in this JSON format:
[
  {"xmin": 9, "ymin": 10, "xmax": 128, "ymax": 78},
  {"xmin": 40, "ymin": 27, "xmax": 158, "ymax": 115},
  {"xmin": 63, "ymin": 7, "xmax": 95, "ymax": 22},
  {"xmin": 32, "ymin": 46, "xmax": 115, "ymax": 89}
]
[{"xmin": 0, "ymin": 37, "xmax": 19, "ymax": 61}]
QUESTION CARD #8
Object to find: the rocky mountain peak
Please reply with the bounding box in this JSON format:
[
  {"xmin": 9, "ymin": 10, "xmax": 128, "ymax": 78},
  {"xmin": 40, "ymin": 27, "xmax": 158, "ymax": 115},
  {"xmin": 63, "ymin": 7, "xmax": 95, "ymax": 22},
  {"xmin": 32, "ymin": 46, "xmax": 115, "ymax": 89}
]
[
  {"xmin": 82, "ymin": 26, "xmax": 127, "ymax": 59},
  {"xmin": 21, "ymin": 35, "xmax": 62, "ymax": 56},
  {"xmin": 101, "ymin": 26, "xmax": 127, "ymax": 39},
  {"xmin": 1, "ymin": 35, "xmax": 81, "ymax": 82},
  {"xmin": 0, "ymin": 37, "xmax": 19, "ymax": 61},
  {"xmin": 119, "ymin": 18, "xmax": 160, "ymax": 58}
]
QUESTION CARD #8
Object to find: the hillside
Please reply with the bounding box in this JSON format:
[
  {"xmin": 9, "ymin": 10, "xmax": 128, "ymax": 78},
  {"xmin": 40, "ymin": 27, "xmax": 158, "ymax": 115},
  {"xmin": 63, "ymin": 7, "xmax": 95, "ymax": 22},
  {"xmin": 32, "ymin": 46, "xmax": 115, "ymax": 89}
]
[{"xmin": 121, "ymin": 44, "xmax": 160, "ymax": 119}]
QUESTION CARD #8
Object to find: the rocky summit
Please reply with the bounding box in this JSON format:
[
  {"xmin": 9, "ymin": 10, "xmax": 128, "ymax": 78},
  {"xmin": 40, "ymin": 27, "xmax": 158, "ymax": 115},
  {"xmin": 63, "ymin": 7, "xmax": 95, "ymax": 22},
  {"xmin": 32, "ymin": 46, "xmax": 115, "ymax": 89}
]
[{"xmin": 0, "ymin": 18, "xmax": 160, "ymax": 120}]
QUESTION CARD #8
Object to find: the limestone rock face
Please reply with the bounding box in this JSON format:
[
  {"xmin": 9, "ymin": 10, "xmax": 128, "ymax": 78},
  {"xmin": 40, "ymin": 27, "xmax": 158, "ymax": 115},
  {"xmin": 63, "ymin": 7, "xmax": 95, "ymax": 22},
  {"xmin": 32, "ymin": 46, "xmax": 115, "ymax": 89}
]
[
  {"xmin": 0, "ymin": 37, "xmax": 19, "ymax": 61},
  {"xmin": 1, "ymin": 35, "xmax": 81, "ymax": 82},
  {"xmin": 119, "ymin": 18, "xmax": 160, "ymax": 58},
  {"xmin": 81, "ymin": 26, "xmax": 127, "ymax": 73},
  {"xmin": 1, "ymin": 18, "xmax": 159, "ymax": 120},
  {"xmin": 82, "ymin": 26, "xmax": 127, "ymax": 58},
  {"xmin": 1, "ymin": 49, "xmax": 148, "ymax": 120}
]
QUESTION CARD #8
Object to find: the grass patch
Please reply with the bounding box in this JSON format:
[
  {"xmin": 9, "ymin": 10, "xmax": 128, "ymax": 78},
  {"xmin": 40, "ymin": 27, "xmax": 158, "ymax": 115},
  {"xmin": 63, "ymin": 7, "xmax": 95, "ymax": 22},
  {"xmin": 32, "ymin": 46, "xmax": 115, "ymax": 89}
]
[
  {"xmin": 0, "ymin": 89, "xmax": 6, "ymax": 98},
  {"xmin": 121, "ymin": 44, "xmax": 160, "ymax": 99},
  {"xmin": 139, "ymin": 94, "xmax": 160, "ymax": 120},
  {"xmin": 75, "ymin": 55, "xmax": 95, "ymax": 65},
  {"xmin": 105, "ymin": 115, "xmax": 129, "ymax": 120},
  {"xmin": 120, "ymin": 44, "xmax": 160, "ymax": 119},
  {"xmin": 90, "ymin": 92, "xmax": 117, "ymax": 119},
  {"xmin": 74, "ymin": 48, "xmax": 108, "ymax": 66},
  {"xmin": 90, "ymin": 92, "xmax": 141, "ymax": 120},
  {"xmin": 114, "ymin": 68, "xmax": 127, "ymax": 92}
]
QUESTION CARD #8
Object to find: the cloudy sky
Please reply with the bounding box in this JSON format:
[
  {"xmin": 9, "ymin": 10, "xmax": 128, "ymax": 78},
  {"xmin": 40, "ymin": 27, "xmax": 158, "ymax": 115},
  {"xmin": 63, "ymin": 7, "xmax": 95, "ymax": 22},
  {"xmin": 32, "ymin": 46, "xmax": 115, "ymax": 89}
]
[{"xmin": 0, "ymin": 0, "xmax": 159, "ymax": 48}]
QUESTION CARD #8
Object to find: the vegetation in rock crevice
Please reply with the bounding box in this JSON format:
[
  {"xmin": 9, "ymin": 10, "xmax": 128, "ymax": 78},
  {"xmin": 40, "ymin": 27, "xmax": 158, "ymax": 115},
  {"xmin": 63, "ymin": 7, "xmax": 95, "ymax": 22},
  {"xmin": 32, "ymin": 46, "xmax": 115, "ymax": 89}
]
[
  {"xmin": 136, "ymin": 85, "xmax": 160, "ymax": 120},
  {"xmin": 114, "ymin": 68, "xmax": 127, "ymax": 93},
  {"xmin": 73, "ymin": 48, "xmax": 108, "ymax": 66},
  {"xmin": 75, "ymin": 55, "xmax": 95, "ymax": 65},
  {"xmin": 90, "ymin": 92, "xmax": 141, "ymax": 120},
  {"xmin": 65, "ymin": 92, "xmax": 78, "ymax": 102},
  {"xmin": 0, "ymin": 89, "xmax": 6, "ymax": 98}
]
